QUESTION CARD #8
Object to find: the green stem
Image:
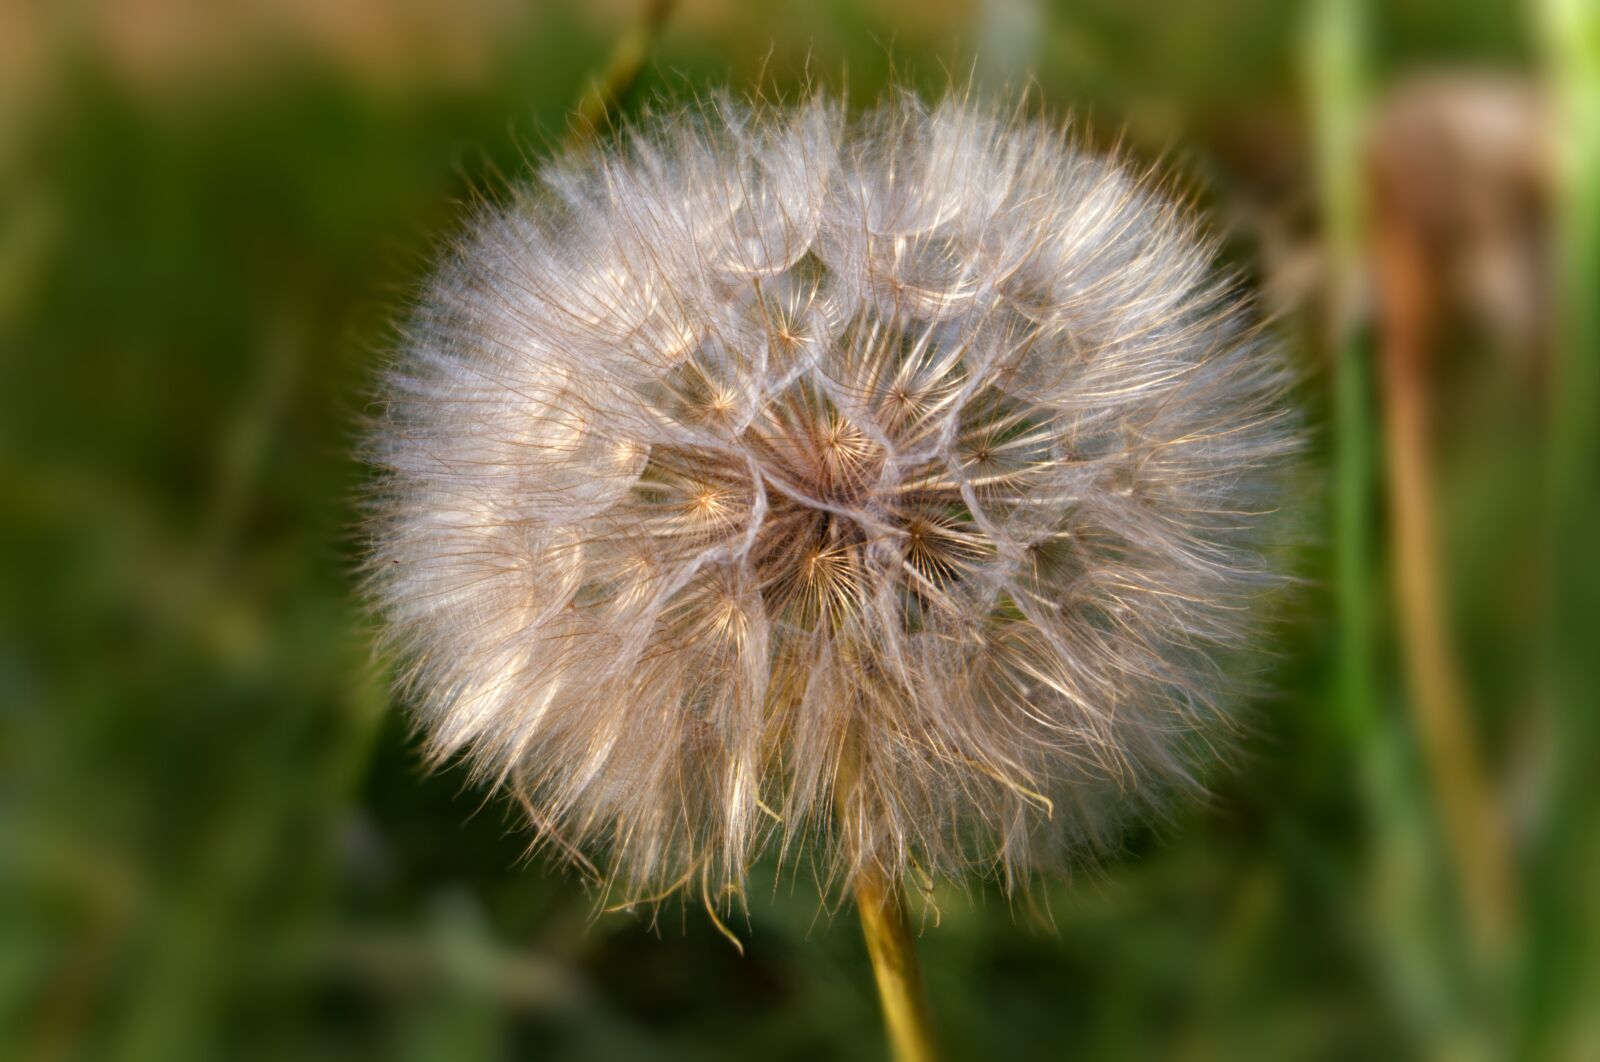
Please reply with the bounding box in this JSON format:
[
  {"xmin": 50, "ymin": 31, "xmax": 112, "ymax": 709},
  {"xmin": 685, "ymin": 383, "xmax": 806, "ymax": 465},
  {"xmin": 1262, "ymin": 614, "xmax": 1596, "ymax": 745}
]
[
  {"xmin": 566, "ymin": 0, "xmax": 677, "ymax": 149},
  {"xmin": 854, "ymin": 869, "xmax": 939, "ymax": 1062},
  {"xmin": 1532, "ymin": 0, "xmax": 1600, "ymax": 1052},
  {"xmin": 1307, "ymin": 0, "xmax": 1374, "ymax": 744}
]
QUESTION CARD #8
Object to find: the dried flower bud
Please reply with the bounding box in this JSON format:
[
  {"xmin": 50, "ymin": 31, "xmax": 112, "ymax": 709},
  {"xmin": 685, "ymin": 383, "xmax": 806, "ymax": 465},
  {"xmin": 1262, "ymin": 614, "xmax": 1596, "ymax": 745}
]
[{"xmin": 368, "ymin": 94, "xmax": 1300, "ymax": 904}]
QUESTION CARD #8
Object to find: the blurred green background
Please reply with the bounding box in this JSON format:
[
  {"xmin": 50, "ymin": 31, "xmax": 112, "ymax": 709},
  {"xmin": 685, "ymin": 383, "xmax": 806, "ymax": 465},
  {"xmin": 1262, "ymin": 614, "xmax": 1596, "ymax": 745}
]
[{"xmin": 3, "ymin": 0, "xmax": 1597, "ymax": 1059}]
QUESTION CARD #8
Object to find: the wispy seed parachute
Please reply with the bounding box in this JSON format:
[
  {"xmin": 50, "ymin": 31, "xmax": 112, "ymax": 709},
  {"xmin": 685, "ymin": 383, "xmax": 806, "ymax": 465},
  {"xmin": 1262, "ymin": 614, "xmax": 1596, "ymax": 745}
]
[{"xmin": 368, "ymin": 94, "xmax": 1300, "ymax": 904}]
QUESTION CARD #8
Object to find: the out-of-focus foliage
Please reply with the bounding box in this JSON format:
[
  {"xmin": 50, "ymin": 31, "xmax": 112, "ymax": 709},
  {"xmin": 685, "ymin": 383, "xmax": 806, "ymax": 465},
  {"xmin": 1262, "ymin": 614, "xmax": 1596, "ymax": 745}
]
[{"xmin": 1, "ymin": 1, "xmax": 1590, "ymax": 1059}]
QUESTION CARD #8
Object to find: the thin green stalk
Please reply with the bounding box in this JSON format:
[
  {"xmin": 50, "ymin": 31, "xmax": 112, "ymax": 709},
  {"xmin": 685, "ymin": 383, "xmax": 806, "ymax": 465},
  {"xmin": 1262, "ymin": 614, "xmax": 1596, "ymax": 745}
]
[
  {"xmin": 1307, "ymin": 0, "xmax": 1374, "ymax": 744},
  {"xmin": 1532, "ymin": 0, "xmax": 1600, "ymax": 1053},
  {"xmin": 854, "ymin": 870, "xmax": 938, "ymax": 1062},
  {"xmin": 838, "ymin": 738, "xmax": 938, "ymax": 1062},
  {"xmin": 566, "ymin": 0, "xmax": 677, "ymax": 149}
]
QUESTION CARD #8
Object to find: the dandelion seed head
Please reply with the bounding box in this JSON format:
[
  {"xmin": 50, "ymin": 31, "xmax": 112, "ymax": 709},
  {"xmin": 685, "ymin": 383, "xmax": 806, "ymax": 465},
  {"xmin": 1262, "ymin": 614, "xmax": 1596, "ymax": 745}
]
[{"xmin": 369, "ymin": 93, "xmax": 1300, "ymax": 902}]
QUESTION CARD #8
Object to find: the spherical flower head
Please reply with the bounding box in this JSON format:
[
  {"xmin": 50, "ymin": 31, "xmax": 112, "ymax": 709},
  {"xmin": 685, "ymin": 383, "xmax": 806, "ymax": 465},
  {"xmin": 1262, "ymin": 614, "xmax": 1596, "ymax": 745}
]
[{"xmin": 369, "ymin": 93, "xmax": 1300, "ymax": 904}]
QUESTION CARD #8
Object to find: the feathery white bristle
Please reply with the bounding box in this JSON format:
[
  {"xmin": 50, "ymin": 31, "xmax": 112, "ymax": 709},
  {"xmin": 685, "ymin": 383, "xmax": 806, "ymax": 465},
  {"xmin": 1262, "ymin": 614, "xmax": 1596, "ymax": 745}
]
[{"xmin": 369, "ymin": 93, "xmax": 1300, "ymax": 902}]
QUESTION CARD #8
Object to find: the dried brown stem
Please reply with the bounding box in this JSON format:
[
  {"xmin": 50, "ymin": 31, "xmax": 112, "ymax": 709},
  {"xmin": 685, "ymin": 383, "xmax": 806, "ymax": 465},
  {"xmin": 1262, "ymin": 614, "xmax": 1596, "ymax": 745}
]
[{"xmin": 1370, "ymin": 160, "xmax": 1516, "ymax": 962}]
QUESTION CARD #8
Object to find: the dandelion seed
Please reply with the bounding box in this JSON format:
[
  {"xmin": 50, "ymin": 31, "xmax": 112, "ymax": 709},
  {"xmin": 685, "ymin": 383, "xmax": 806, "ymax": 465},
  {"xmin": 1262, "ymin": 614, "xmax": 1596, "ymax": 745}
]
[{"xmin": 368, "ymin": 92, "xmax": 1300, "ymax": 910}]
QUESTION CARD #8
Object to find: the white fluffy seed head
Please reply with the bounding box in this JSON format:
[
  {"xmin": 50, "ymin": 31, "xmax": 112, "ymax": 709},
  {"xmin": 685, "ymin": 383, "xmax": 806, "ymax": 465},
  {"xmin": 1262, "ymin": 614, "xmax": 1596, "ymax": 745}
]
[{"xmin": 368, "ymin": 93, "xmax": 1301, "ymax": 904}]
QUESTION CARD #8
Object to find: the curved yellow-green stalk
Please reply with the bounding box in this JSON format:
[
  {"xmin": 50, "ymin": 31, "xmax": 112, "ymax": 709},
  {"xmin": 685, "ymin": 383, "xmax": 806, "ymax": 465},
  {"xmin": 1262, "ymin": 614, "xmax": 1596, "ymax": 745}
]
[{"xmin": 854, "ymin": 871, "xmax": 938, "ymax": 1062}]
